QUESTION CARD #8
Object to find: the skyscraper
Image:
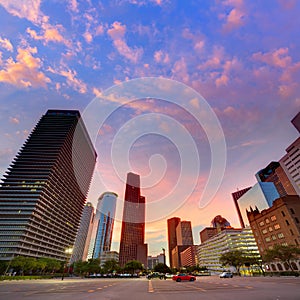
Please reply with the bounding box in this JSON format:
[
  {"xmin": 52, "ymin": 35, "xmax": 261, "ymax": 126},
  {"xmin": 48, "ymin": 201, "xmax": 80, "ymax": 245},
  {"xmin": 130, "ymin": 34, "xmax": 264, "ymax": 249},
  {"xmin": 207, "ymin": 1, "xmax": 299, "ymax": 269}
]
[
  {"xmin": 232, "ymin": 187, "xmax": 252, "ymax": 228},
  {"xmin": 234, "ymin": 182, "xmax": 279, "ymax": 227},
  {"xmin": 89, "ymin": 192, "xmax": 117, "ymax": 259},
  {"xmin": 0, "ymin": 110, "xmax": 96, "ymax": 261},
  {"xmin": 280, "ymin": 138, "xmax": 300, "ymax": 196},
  {"xmin": 167, "ymin": 217, "xmax": 194, "ymax": 269},
  {"xmin": 70, "ymin": 202, "xmax": 95, "ymax": 264},
  {"xmin": 256, "ymin": 161, "xmax": 297, "ymax": 196},
  {"xmin": 167, "ymin": 217, "xmax": 180, "ymax": 268},
  {"xmin": 176, "ymin": 221, "xmax": 194, "ymax": 246},
  {"xmin": 119, "ymin": 172, "xmax": 147, "ymax": 267}
]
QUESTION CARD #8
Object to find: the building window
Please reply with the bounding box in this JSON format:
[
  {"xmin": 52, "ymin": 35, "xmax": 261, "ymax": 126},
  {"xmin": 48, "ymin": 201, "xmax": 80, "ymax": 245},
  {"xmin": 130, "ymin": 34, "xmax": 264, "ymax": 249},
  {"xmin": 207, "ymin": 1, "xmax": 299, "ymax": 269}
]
[
  {"xmin": 290, "ymin": 229, "xmax": 294, "ymax": 236},
  {"xmin": 268, "ymin": 227, "xmax": 273, "ymax": 232},
  {"xmin": 262, "ymin": 229, "xmax": 268, "ymax": 234},
  {"xmin": 259, "ymin": 221, "xmax": 265, "ymax": 227},
  {"xmin": 270, "ymin": 215, "xmax": 277, "ymax": 221},
  {"xmin": 295, "ymin": 217, "xmax": 299, "ymax": 224},
  {"xmin": 265, "ymin": 237, "xmax": 271, "ymax": 242},
  {"xmin": 285, "ymin": 220, "xmax": 290, "ymax": 226},
  {"xmin": 295, "ymin": 239, "xmax": 299, "ymax": 246},
  {"xmin": 290, "ymin": 208, "xmax": 295, "ymax": 214},
  {"xmin": 278, "ymin": 233, "xmax": 285, "ymax": 239},
  {"xmin": 265, "ymin": 218, "xmax": 270, "ymax": 224},
  {"xmin": 271, "ymin": 235, "xmax": 277, "ymax": 240},
  {"xmin": 274, "ymin": 224, "xmax": 281, "ymax": 230}
]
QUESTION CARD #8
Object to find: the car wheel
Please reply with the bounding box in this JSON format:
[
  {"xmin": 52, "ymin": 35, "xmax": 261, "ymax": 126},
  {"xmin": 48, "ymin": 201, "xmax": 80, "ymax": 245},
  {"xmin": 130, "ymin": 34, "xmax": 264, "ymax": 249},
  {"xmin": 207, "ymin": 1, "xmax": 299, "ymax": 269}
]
[
  {"xmin": 189, "ymin": 278, "xmax": 195, "ymax": 281},
  {"xmin": 230, "ymin": 275, "xmax": 233, "ymax": 278},
  {"xmin": 176, "ymin": 278, "xmax": 181, "ymax": 282}
]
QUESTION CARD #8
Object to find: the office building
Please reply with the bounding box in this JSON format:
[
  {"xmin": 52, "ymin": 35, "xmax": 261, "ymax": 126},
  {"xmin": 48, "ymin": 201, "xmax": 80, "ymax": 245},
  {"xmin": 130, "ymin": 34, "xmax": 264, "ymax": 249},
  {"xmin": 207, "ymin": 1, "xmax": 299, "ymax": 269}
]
[
  {"xmin": 256, "ymin": 161, "xmax": 297, "ymax": 196},
  {"xmin": 176, "ymin": 221, "xmax": 194, "ymax": 246},
  {"xmin": 0, "ymin": 110, "xmax": 96, "ymax": 261},
  {"xmin": 70, "ymin": 202, "xmax": 95, "ymax": 263},
  {"xmin": 200, "ymin": 215, "xmax": 231, "ymax": 243},
  {"xmin": 232, "ymin": 187, "xmax": 252, "ymax": 228},
  {"xmin": 280, "ymin": 137, "xmax": 300, "ymax": 195},
  {"xmin": 147, "ymin": 253, "xmax": 165, "ymax": 270},
  {"xmin": 200, "ymin": 227, "xmax": 218, "ymax": 243},
  {"xmin": 247, "ymin": 195, "xmax": 300, "ymax": 253},
  {"xmin": 196, "ymin": 228, "xmax": 260, "ymax": 274},
  {"xmin": 99, "ymin": 251, "xmax": 119, "ymax": 267},
  {"xmin": 119, "ymin": 173, "xmax": 147, "ymax": 267},
  {"xmin": 168, "ymin": 218, "xmax": 194, "ymax": 269},
  {"xmin": 88, "ymin": 192, "xmax": 117, "ymax": 259},
  {"xmin": 167, "ymin": 217, "xmax": 180, "ymax": 268},
  {"xmin": 234, "ymin": 182, "xmax": 279, "ymax": 227},
  {"xmin": 180, "ymin": 245, "xmax": 197, "ymax": 267},
  {"xmin": 291, "ymin": 112, "xmax": 300, "ymax": 133},
  {"xmin": 247, "ymin": 195, "xmax": 300, "ymax": 272}
]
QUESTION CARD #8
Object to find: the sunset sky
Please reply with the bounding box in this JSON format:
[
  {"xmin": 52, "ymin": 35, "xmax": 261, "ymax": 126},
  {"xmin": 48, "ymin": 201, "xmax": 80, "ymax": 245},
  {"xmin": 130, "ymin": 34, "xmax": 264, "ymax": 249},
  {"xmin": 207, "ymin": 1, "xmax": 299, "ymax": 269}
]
[{"xmin": 0, "ymin": 0, "xmax": 300, "ymax": 260}]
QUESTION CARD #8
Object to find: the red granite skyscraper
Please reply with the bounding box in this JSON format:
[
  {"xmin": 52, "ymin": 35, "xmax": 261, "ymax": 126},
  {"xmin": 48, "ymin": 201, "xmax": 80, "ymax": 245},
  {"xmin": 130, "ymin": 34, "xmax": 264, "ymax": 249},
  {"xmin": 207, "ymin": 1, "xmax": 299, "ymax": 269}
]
[{"xmin": 119, "ymin": 172, "xmax": 148, "ymax": 267}]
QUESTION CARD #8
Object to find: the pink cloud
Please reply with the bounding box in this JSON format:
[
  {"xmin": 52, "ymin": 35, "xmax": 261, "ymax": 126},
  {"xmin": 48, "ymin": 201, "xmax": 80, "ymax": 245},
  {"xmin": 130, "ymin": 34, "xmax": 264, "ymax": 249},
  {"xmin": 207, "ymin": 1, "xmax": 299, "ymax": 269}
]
[
  {"xmin": 0, "ymin": 46, "xmax": 51, "ymax": 88},
  {"xmin": 0, "ymin": 0, "xmax": 42, "ymax": 24},
  {"xmin": 47, "ymin": 66, "xmax": 87, "ymax": 93},
  {"xmin": 9, "ymin": 117, "xmax": 19, "ymax": 124},
  {"xmin": 107, "ymin": 21, "xmax": 143, "ymax": 63},
  {"xmin": 154, "ymin": 50, "xmax": 170, "ymax": 64},
  {"xmin": 27, "ymin": 23, "xmax": 68, "ymax": 46},
  {"xmin": 171, "ymin": 57, "xmax": 189, "ymax": 83},
  {"xmin": 219, "ymin": 0, "xmax": 246, "ymax": 33},
  {"xmin": 252, "ymin": 48, "xmax": 292, "ymax": 68},
  {"xmin": 0, "ymin": 37, "xmax": 13, "ymax": 52}
]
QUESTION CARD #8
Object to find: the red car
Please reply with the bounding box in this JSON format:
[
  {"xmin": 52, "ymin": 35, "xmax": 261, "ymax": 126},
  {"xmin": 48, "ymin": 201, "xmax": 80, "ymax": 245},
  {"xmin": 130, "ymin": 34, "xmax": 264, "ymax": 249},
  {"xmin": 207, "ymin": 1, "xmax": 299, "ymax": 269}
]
[{"xmin": 172, "ymin": 273, "xmax": 196, "ymax": 282}]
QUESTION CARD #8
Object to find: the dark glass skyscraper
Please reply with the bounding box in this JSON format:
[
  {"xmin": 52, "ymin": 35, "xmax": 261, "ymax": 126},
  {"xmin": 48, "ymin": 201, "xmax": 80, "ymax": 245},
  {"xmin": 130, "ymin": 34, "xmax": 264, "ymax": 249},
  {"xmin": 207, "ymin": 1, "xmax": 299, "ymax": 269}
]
[
  {"xmin": 119, "ymin": 172, "xmax": 147, "ymax": 267},
  {"xmin": 89, "ymin": 192, "xmax": 117, "ymax": 259},
  {"xmin": 0, "ymin": 110, "xmax": 96, "ymax": 261}
]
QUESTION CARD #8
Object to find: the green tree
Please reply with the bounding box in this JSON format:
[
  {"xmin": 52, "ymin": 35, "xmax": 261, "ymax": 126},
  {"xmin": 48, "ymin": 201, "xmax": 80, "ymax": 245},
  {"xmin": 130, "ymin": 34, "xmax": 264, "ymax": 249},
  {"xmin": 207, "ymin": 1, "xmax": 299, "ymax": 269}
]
[
  {"xmin": 0, "ymin": 260, "xmax": 8, "ymax": 275},
  {"xmin": 219, "ymin": 250, "xmax": 246, "ymax": 276},
  {"xmin": 263, "ymin": 244, "xmax": 300, "ymax": 272},
  {"xmin": 11, "ymin": 256, "xmax": 37, "ymax": 275},
  {"xmin": 86, "ymin": 258, "xmax": 101, "ymax": 274},
  {"xmin": 153, "ymin": 263, "xmax": 171, "ymax": 274},
  {"xmin": 102, "ymin": 259, "xmax": 120, "ymax": 274},
  {"xmin": 74, "ymin": 260, "xmax": 89, "ymax": 276},
  {"xmin": 124, "ymin": 260, "xmax": 143, "ymax": 274},
  {"xmin": 243, "ymin": 256, "xmax": 265, "ymax": 276}
]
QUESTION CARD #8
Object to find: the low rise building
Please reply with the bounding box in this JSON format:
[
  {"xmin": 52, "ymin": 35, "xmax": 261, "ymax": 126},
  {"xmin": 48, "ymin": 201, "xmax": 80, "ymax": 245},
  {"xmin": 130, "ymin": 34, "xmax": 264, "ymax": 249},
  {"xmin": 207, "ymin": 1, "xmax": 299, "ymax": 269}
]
[{"xmin": 196, "ymin": 228, "xmax": 260, "ymax": 274}]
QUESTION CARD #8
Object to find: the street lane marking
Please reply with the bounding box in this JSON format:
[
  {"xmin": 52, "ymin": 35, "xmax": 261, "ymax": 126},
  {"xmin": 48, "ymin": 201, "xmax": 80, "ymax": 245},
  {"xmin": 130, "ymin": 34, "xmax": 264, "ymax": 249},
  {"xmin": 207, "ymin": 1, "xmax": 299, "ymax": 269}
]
[
  {"xmin": 245, "ymin": 286, "xmax": 253, "ymax": 289},
  {"xmin": 148, "ymin": 280, "xmax": 154, "ymax": 293},
  {"xmin": 97, "ymin": 288, "xmax": 102, "ymax": 290},
  {"xmin": 87, "ymin": 290, "xmax": 95, "ymax": 293}
]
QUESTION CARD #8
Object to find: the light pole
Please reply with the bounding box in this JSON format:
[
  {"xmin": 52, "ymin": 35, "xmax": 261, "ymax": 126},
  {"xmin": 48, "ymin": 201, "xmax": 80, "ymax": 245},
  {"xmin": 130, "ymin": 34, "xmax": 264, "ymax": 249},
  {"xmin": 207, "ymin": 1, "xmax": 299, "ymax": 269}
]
[
  {"xmin": 61, "ymin": 247, "xmax": 73, "ymax": 280},
  {"xmin": 162, "ymin": 248, "xmax": 166, "ymax": 265}
]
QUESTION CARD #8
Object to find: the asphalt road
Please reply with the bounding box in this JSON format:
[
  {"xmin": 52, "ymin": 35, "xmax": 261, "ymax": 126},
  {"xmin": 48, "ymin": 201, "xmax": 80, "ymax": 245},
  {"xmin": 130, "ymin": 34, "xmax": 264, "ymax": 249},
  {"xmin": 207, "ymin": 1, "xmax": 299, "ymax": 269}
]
[{"xmin": 0, "ymin": 276, "xmax": 300, "ymax": 300}]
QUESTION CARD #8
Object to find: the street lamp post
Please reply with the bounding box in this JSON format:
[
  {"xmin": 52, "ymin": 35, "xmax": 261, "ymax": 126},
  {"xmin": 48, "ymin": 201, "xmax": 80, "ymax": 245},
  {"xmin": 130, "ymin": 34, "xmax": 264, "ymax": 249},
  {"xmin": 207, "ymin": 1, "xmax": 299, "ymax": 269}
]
[{"xmin": 61, "ymin": 247, "xmax": 73, "ymax": 281}]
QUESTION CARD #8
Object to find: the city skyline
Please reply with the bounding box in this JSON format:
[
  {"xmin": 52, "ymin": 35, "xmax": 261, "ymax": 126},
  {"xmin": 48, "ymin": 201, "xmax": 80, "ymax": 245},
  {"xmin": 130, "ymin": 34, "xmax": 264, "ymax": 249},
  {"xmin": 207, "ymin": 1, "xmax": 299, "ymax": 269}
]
[{"xmin": 0, "ymin": 1, "xmax": 300, "ymax": 257}]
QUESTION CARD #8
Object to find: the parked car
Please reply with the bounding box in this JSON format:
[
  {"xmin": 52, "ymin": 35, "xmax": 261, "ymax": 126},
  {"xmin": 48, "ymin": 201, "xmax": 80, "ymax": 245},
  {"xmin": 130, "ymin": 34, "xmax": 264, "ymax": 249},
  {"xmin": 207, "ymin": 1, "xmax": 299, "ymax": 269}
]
[
  {"xmin": 220, "ymin": 272, "xmax": 233, "ymax": 278},
  {"xmin": 172, "ymin": 273, "xmax": 196, "ymax": 282}
]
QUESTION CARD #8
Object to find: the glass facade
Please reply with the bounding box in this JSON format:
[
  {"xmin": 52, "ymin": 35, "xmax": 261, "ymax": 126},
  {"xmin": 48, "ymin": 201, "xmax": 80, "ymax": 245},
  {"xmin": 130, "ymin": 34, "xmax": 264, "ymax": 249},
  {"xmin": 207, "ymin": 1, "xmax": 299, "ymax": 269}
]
[
  {"xmin": 0, "ymin": 110, "xmax": 96, "ymax": 261},
  {"xmin": 238, "ymin": 182, "xmax": 279, "ymax": 227},
  {"xmin": 92, "ymin": 192, "xmax": 117, "ymax": 259}
]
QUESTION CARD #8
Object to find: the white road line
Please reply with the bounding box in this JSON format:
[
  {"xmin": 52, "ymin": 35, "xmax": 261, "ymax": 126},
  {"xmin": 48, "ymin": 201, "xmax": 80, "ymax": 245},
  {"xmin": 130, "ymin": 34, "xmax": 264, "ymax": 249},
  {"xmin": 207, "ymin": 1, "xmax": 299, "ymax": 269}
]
[{"xmin": 148, "ymin": 280, "xmax": 154, "ymax": 293}]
